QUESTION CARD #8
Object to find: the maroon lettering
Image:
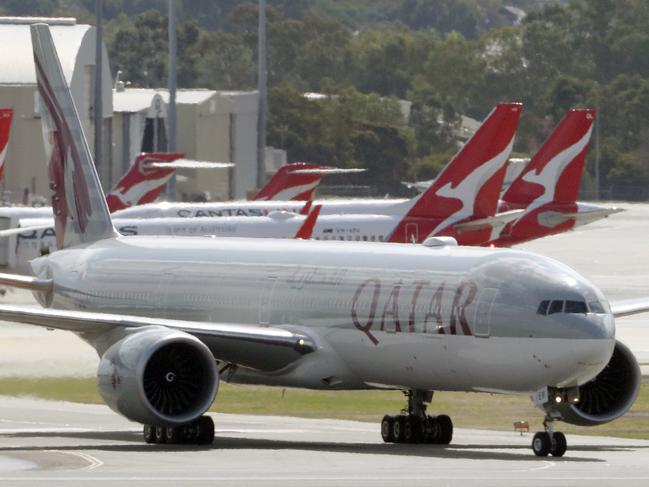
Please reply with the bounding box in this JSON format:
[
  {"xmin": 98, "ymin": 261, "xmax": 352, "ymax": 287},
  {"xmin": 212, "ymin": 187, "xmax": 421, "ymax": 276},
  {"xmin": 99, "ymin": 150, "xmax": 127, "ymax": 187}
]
[
  {"xmin": 424, "ymin": 282, "xmax": 445, "ymax": 334},
  {"xmin": 408, "ymin": 280, "xmax": 430, "ymax": 332},
  {"xmin": 450, "ymin": 281, "xmax": 478, "ymax": 335},
  {"xmin": 351, "ymin": 278, "xmax": 381, "ymax": 345},
  {"xmin": 380, "ymin": 284, "xmax": 402, "ymax": 333}
]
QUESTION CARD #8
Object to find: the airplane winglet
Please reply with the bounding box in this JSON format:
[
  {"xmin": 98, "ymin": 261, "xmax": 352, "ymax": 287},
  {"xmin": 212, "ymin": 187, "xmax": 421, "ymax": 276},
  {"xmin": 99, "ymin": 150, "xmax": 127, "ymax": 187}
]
[{"xmin": 295, "ymin": 204, "xmax": 322, "ymax": 239}]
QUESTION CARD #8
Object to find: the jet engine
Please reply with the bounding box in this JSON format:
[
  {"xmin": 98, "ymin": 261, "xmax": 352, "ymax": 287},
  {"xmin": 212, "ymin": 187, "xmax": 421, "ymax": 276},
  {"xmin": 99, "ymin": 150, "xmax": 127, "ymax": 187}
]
[
  {"xmin": 97, "ymin": 327, "xmax": 218, "ymax": 426},
  {"xmin": 544, "ymin": 340, "xmax": 640, "ymax": 426}
]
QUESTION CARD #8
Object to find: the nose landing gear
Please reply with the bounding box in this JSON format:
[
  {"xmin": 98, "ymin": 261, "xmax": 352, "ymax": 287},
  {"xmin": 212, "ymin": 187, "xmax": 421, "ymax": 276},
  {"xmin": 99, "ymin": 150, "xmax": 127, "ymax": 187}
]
[
  {"xmin": 532, "ymin": 417, "xmax": 567, "ymax": 457},
  {"xmin": 380, "ymin": 390, "xmax": 453, "ymax": 444}
]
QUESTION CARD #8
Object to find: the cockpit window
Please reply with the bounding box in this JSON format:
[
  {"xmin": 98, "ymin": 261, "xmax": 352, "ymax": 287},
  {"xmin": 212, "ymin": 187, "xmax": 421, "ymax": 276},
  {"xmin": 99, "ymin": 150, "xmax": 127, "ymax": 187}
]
[
  {"xmin": 548, "ymin": 300, "xmax": 564, "ymax": 314},
  {"xmin": 565, "ymin": 300, "xmax": 588, "ymax": 314},
  {"xmin": 537, "ymin": 300, "xmax": 550, "ymax": 315},
  {"xmin": 588, "ymin": 300, "xmax": 606, "ymax": 314}
]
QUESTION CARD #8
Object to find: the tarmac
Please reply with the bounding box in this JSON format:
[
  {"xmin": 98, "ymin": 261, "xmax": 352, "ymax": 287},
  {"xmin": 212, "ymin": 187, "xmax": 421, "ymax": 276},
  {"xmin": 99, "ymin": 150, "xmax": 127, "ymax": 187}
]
[
  {"xmin": 0, "ymin": 201, "xmax": 648, "ymax": 485},
  {"xmin": 0, "ymin": 396, "xmax": 648, "ymax": 486}
]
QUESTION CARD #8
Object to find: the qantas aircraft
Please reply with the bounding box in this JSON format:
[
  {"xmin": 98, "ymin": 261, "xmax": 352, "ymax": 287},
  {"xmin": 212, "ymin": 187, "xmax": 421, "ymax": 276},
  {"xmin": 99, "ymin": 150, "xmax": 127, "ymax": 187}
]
[
  {"xmin": 491, "ymin": 109, "xmax": 622, "ymax": 246},
  {"xmin": 1, "ymin": 25, "xmax": 648, "ymax": 458},
  {"xmin": 0, "ymin": 108, "xmax": 13, "ymax": 183},
  {"xmin": 0, "ymin": 102, "xmax": 524, "ymax": 270}
]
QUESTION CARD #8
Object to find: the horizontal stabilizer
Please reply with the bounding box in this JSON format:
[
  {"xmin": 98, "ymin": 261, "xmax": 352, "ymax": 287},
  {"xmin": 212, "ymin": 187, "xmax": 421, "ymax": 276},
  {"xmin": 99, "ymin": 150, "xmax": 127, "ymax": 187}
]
[
  {"xmin": 145, "ymin": 160, "xmax": 234, "ymax": 170},
  {"xmin": 290, "ymin": 168, "xmax": 366, "ymax": 175},
  {"xmin": 453, "ymin": 209, "xmax": 525, "ymax": 233},
  {"xmin": 537, "ymin": 207, "xmax": 624, "ymax": 227},
  {"xmin": 611, "ymin": 299, "xmax": 649, "ymax": 318},
  {"xmin": 0, "ymin": 273, "xmax": 52, "ymax": 292}
]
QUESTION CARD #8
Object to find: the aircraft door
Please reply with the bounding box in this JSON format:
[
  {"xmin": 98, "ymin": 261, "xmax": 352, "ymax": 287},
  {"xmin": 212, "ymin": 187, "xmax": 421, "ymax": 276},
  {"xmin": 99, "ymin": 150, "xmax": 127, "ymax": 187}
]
[
  {"xmin": 473, "ymin": 288, "xmax": 498, "ymax": 338},
  {"xmin": 405, "ymin": 223, "xmax": 419, "ymax": 243},
  {"xmin": 259, "ymin": 275, "xmax": 277, "ymax": 326}
]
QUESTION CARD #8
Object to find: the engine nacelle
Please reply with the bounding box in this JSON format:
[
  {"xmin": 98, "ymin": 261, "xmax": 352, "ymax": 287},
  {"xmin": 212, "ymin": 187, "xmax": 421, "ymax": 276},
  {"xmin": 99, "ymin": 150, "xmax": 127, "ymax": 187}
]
[
  {"xmin": 542, "ymin": 340, "xmax": 640, "ymax": 426},
  {"xmin": 98, "ymin": 327, "xmax": 218, "ymax": 426}
]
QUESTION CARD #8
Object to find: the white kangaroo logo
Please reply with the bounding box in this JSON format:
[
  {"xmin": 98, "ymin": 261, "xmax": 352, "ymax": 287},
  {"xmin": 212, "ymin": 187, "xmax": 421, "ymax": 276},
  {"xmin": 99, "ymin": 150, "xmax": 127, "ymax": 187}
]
[
  {"xmin": 429, "ymin": 137, "xmax": 514, "ymax": 236},
  {"xmin": 522, "ymin": 125, "xmax": 593, "ymax": 214}
]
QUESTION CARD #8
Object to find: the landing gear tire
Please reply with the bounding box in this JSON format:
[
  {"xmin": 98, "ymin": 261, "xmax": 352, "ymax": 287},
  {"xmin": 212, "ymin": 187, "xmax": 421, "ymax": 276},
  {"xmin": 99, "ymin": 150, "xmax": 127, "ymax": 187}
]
[
  {"xmin": 532, "ymin": 432, "xmax": 551, "ymax": 457},
  {"xmin": 143, "ymin": 416, "xmax": 215, "ymax": 445},
  {"xmin": 154, "ymin": 425, "xmax": 166, "ymax": 444},
  {"xmin": 403, "ymin": 416, "xmax": 421, "ymax": 443},
  {"xmin": 392, "ymin": 415, "xmax": 406, "ymax": 443},
  {"xmin": 436, "ymin": 414, "xmax": 453, "ymax": 445},
  {"xmin": 550, "ymin": 432, "xmax": 567, "ymax": 457},
  {"xmin": 143, "ymin": 425, "xmax": 155, "ymax": 444},
  {"xmin": 381, "ymin": 415, "xmax": 394, "ymax": 443}
]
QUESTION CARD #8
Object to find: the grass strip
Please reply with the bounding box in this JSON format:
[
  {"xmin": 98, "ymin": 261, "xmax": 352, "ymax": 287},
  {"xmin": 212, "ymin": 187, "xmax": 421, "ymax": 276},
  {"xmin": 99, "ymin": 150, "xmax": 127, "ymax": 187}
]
[{"xmin": 1, "ymin": 377, "xmax": 647, "ymax": 440}]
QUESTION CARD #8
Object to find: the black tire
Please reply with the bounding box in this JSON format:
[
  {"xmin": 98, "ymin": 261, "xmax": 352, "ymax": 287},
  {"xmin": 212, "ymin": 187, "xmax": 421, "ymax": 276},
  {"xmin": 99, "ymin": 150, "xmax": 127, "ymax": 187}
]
[
  {"xmin": 403, "ymin": 416, "xmax": 420, "ymax": 443},
  {"xmin": 381, "ymin": 415, "xmax": 394, "ymax": 443},
  {"xmin": 436, "ymin": 415, "xmax": 453, "ymax": 445},
  {"xmin": 392, "ymin": 416, "xmax": 406, "ymax": 443},
  {"xmin": 532, "ymin": 432, "xmax": 551, "ymax": 457},
  {"xmin": 143, "ymin": 425, "xmax": 155, "ymax": 444},
  {"xmin": 551, "ymin": 432, "xmax": 567, "ymax": 457},
  {"xmin": 196, "ymin": 416, "xmax": 215, "ymax": 445},
  {"xmin": 154, "ymin": 426, "xmax": 166, "ymax": 444},
  {"xmin": 165, "ymin": 426, "xmax": 182, "ymax": 444},
  {"xmin": 424, "ymin": 416, "xmax": 439, "ymax": 443}
]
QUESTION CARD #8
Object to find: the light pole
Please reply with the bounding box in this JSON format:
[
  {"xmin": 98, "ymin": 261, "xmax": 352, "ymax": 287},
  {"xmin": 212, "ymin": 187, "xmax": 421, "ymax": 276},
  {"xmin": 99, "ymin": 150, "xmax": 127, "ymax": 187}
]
[
  {"xmin": 94, "ymin": 0, "xmax": 103, "ymax": 186},
  {"xmin": 167, "ymin": 0, "xmax": 178, "ymax": 200},
  {"xmin": 256, "ymin": 0, "xmax": 268, "ymax": 189}
]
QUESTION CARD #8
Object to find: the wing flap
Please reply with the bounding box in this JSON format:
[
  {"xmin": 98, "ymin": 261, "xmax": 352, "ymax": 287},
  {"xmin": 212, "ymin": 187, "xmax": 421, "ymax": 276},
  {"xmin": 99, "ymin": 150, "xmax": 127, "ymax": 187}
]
[{"xmin": 0, "ymin": 304, "xmax": 314, "ymax": 371}]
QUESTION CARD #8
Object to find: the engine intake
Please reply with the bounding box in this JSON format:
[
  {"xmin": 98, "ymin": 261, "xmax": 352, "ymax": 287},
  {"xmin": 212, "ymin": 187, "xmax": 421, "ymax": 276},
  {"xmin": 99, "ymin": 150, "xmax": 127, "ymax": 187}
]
[
  {"xmin": 98, "ymin": 327, "xmax": 218, "ymax": 426},
  {"xmin": 545, "ymin": 340, "xmax": 640, "ymax": 426}
]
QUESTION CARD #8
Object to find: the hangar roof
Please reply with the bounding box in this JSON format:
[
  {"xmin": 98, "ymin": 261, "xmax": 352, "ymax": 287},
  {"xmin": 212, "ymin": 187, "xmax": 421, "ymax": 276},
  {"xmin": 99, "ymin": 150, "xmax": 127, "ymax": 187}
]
[{"xmin": 0, "ymin": 18, "xmax": 90, "ymax": 85}]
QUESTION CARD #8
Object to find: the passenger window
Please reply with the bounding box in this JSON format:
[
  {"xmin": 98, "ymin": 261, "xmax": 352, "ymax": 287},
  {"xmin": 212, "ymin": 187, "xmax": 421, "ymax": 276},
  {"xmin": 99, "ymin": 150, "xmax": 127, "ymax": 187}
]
[
  {"xmin": 588, "ymin": 301, "xmax": 605, "ymax": 314},
  {"xmin": 363, "ymin": 236, "xmax": 368, "ymax": 241},
  {"xmin": 548, "ymin": 300, "xmax": 564, "ymax": 314},
  {"xmin": 565, "ymin": 300, "xmax": 587, "ymax": 314},
  {"xmin": 537, "ymin": 300, "xmax": 549, "ymax": 315}
]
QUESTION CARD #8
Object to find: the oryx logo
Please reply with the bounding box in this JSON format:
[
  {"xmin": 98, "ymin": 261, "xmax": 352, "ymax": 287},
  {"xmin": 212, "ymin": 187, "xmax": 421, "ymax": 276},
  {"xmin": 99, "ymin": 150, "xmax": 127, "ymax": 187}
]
[
  {"xmin": 35, "ymin": 57, "xmax": 92, "ymax": 249},
  {"xmin": 428, "ymin": 136, "xmax": 515, "ymax": 236},
  {"xmin": 522, "ymin": 125, "xmax": 593, "ymax": 214}
]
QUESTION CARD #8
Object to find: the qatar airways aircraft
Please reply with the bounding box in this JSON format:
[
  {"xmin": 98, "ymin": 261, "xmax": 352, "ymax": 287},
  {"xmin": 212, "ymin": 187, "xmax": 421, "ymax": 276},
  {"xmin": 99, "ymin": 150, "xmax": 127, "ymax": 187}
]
[
  {"xmin": 2, "ymin": 25, "xmax": 649, "ymax": 459},
  {"xmin": 0, "ymin": 101, "xmax": 524, "ymax": 270},
  {"xmin": 491, "ymin": 109, "xmax": 622, "ymax": 246}
]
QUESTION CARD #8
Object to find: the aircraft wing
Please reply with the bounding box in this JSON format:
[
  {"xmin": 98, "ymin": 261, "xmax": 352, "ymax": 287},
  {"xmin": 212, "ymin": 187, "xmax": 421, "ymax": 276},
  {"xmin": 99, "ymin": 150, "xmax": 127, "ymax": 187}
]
[
  {"xmin": 610, "ymin": 299, "xmax": 649, "ymax": 318},
  {"xmin": 0, "ymin": 304, "xmax": 315, "ymax": 371}
]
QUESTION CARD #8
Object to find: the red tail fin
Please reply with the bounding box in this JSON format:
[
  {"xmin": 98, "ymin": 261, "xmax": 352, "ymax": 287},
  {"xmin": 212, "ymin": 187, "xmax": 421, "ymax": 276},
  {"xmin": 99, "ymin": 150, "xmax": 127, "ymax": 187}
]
[
  {"xmin": 255, "ymin": 163, "xmax": 333, "ymax": 201},
  {"xmin": 295, "ymin": 204, "xmax": 322, "ymax": 239},
  {"xmin": 389, "ymin": 103, "xmax": 522, "ymax": 243},
  {"xmin": 106, "ymin": 152, "xmax": 184, "ymax": 212},
  {"xmin": 502, "ymin": 109, "xmax": 595, "ymax": 210},
  {"xmin": 0, "ymin": 108, "xmax": 14, "ymax": 182}
]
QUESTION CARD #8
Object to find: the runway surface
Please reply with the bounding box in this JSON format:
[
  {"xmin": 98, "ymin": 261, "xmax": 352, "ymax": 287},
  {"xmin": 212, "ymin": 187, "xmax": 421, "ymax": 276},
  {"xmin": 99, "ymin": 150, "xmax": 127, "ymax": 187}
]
[{"xmin": 0, "ymin": 396, "xmax": 648, "ymax": 487}]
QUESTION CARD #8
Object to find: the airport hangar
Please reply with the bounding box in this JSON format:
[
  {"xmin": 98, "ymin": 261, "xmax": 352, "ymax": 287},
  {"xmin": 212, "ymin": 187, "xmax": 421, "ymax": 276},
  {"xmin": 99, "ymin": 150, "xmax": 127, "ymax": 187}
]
[{"xmin": 0, "ymin": 16, "xmax": 275, "ymax": 204}]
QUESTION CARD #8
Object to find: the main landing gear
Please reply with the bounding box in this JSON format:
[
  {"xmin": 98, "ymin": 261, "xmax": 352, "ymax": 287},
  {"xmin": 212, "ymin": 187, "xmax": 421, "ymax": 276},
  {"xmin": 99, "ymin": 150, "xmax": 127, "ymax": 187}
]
[
  {"xmin": 143, "ymin": 415, "xmax": 215, "ymax": 445},
  {"xmin": 532, "ymin": 416, "xmax": 567, "ymax": 457},
  {"xmin": 381, "ymin": 390, "xmax": 453, "ymax": 444}
]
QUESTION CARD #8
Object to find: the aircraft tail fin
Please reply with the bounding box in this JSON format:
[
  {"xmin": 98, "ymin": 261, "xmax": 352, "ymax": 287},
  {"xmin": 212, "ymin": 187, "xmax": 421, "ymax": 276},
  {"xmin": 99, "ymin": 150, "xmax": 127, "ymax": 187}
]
[
  {"xmin": 0, "ymin": 108, "xmax": 13, "ymax": 182},
  {"xmin": 295, "ymin": 204, "xmax": 322, "ymax": 239},
  {"xmin": 106, "ymin": 152, "xmax": 183, "ymax": 212},
  {"xmin": 389, "ymin": 103, "xmax": 522, "ymax": 242},
  {"xmin": 254, "ymin": 163, "xmax": 363, "ymax": 201},
  {"xmin": 502, "ymin": 109, "xmax": 595, "ymax": 209},
  {"xmin": 31, "ymin": 23, "xmax": 115, "ymax": 249}
]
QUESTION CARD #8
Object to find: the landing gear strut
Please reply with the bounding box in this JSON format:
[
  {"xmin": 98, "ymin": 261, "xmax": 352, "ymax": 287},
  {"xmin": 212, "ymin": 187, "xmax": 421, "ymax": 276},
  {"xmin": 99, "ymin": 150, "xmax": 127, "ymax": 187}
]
[
  {"xmin": 532, "ymin": 416, "xmax": 566, "ymax": 457},
  {"xmin": 380, "ymin": 390, "xmax": 452, "ymax": 444},
  {"xmin": 144, "ymin": 415, "xmax": 215, "ymax": 445}
]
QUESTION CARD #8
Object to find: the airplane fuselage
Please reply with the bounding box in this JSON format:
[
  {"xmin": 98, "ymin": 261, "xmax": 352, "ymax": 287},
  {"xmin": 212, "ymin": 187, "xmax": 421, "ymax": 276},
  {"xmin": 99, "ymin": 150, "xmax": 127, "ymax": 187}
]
[{"xmin": 32, "ymin": 236, "xmax": 615, "ymax": 395}]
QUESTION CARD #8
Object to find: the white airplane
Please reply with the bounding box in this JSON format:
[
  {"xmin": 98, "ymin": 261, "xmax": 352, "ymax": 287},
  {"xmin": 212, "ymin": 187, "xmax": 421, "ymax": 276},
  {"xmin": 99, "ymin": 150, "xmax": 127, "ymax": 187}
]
[
  {"xmin": 0, "ymin": 102, "xmax": 524, "ymax": 270},
  {"xmin": 1, "ymin": 24, "xmax": 648, "ymax": 458}
]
